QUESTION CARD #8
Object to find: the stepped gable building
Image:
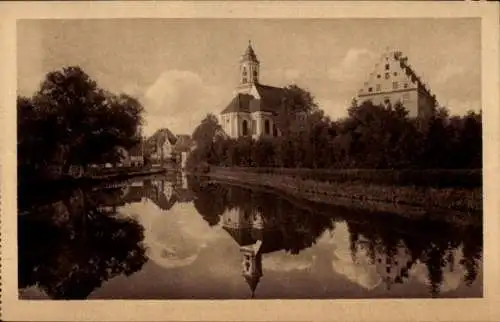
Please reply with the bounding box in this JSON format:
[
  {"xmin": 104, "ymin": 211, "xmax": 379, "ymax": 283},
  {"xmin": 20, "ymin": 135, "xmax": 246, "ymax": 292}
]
[
  {"xmin": 220, "ymin": 41, "xmax": 284, "ymax": 139},
  {"xmin": 357, "ymin": 48, "xmax": 437, "ymax": 119}
]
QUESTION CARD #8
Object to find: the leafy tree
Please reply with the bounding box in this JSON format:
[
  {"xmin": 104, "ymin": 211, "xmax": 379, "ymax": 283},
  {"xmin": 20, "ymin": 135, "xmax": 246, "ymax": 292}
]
[{"xmin": 17, "ymin": 66, "xmax": 144, "ymax": 182}]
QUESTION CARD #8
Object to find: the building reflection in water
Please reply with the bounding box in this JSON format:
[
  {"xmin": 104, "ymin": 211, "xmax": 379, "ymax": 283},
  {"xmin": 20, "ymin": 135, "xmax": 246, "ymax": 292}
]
[{"xmin": 222, "ymin": 203, "xmax": 284, "ymax": 298}]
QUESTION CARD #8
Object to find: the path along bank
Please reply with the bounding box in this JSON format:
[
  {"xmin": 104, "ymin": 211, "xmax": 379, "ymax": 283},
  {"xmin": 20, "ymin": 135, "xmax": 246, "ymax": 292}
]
[{"xmin": 194, "ymin": 166, "xmax": 482, "ymax": 227}]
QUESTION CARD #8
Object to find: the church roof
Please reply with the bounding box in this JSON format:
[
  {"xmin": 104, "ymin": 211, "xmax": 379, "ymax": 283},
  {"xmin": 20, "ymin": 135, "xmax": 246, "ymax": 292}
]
[
  {"xmin": 244, "ymin": 275, "xmax": 261, "ymax": 299},
  {"xmin": 221, "ymin": 84, "xmax": 285, "ymax": 115},
  {"xmin": 221, "ymin": 93, "xmax": 254, "ymax": 114},
  {"xmin": 241, "ymin": 41, "xmax": 259, "ymax": 63},
  {"xmin": 222, "ymin": 226, "xmax": 255, "ymax": 246}
]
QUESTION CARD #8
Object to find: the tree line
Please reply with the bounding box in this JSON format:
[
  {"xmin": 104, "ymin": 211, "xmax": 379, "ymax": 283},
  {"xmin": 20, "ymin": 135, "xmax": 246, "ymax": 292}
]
[
  {"xmin": 18, "ymin": 66, "xmax": 144, "ymax": 185},
  {"xmin": 188, "ymin": 85, "xmax": 482, "ymax": 171}
]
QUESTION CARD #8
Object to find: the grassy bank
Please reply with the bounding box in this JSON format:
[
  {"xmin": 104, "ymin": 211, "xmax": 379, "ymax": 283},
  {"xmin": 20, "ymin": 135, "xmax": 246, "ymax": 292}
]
[{"xmin": 200, "ymin": 166, "xmax": 482, "ymax": 226}]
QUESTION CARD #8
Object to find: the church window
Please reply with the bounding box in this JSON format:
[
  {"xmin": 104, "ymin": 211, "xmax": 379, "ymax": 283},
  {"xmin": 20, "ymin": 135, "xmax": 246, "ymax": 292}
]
[
  {"xmin": 393, "ymin": 81, "xmax": 398, "ymax": 89},
  {"xmin": 385, "ymin": 73, "xmax": 390, "ymax": 79},
  {"xmin": 376, "ymin": 84, "xmax": 381, "ymax": 92},
  {"xmin": 385, "ymin": 64, "xmax": 390, "ymax": 70},
  {"xmin": 368, "ymin": 87, "xmax": 373, "ymax": 92},
  {"xmin": 265, "ymin": 120, "xmax": 270, "ymax": 135},
  {"xmin": 242, "ymin": 120, "xmax": 249, "ymax": 136}
]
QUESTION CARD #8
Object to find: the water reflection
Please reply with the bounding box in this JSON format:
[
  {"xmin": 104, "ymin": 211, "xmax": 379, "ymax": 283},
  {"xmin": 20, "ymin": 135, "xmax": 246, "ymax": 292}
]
[{"xmin": 18, "ymin": 173, "xmax": 482, "ymax": 299}]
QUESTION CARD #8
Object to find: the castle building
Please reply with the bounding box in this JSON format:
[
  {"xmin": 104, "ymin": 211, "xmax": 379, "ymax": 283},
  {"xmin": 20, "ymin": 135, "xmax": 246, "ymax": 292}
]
[
  {"xmin": 220, "ymin": 41, "xmax": 285, "ymax": 139},
  {"xmin": 357, "ymin": 48, "xmax": 437, "ymax": 119}
]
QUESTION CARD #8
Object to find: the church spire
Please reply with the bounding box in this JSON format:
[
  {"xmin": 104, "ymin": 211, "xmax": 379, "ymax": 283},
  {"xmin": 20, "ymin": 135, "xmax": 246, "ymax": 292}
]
[
  {"xmin": 241, "ymin": 40, "xmax": 259, "ymax": 63},
  {"xmin": 238, "ymin": 40, "xmax": 260, "ymax": 88}
]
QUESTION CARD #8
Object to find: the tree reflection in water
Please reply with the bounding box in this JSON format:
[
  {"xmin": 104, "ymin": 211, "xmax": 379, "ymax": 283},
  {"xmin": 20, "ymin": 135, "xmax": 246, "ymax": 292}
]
[
  {"xmin": 18, "ymin": 186, "xmax": 148, "ymax": 299},
  {"xmin": 188, "ymin": 176, "xmax": 482, "ymax": 298}
]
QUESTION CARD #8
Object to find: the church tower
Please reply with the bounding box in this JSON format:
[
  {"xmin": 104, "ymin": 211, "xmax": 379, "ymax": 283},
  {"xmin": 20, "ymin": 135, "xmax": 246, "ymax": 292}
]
[
  {"xmin": 237, "ymin": 40, "xmax": 260, "ymax": 93},
  {"xmin": 240, "ymin": 241, "xmax": 263, "ymax": 298}
]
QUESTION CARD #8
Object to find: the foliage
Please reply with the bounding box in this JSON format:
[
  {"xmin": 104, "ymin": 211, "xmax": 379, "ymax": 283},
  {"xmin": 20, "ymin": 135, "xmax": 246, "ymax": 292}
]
[
  {"xmin": 187, "ymin": 94, "xmax": 482, "ymax": 172},
  {"xmin": 18, "ymin": 66, "xmax": 145, "ymax": 183}
]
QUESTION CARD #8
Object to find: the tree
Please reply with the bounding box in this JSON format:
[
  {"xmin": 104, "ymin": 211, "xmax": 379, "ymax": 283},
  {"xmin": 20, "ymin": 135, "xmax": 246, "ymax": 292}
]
[
  {"xmin": 18, "ymin": 66, "xmax": 144, "ymax": 182},
  {"xmin": 276, "ymin": 84, "xmax": 319, "ymax": 137}
]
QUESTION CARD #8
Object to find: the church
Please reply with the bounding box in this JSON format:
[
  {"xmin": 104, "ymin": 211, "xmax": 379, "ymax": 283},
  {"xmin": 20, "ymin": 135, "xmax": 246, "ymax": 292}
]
[
  {"xmin": 220, "ymin": 41, "xmax": 285, "ymax": 139},
  {"xmin": 357, "ymin": 48, "xmax": 437, "ymax": 119}
]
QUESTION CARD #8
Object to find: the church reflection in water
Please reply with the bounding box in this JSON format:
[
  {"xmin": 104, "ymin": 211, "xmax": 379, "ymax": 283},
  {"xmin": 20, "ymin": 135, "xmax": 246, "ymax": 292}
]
[
  {"xmin": 18, "ymin": 174, "xmax": 483, "ymax": 300},
  {"xmin": 221, "ymin": 204, "xmax": 283, "ymax": 298}
]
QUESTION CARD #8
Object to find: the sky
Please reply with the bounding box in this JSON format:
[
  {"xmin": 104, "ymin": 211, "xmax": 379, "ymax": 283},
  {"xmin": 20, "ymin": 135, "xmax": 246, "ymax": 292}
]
[{"xmin": 17, "ymin": 18, "xmax": 481, "ymax": 136}]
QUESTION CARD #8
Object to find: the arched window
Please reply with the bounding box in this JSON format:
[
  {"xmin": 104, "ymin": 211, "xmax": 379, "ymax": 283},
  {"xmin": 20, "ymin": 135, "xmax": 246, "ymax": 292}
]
[
  {"xmin": 242, "ymin": 120, "xmax": 248, "ymax": 136},
  {"xmin": 264, "ymin": 119, "xmax": 270, "ymax": 135}
]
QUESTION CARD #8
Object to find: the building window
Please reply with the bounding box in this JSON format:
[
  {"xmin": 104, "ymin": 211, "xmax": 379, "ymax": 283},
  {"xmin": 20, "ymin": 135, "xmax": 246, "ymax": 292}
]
[
  {"xmin": 243, "ymin": 67, "xmax": 247, "ymax": 76},
  {"xmin": 393, "ymin": 72, "xmax": 398, "ymax": 76},
  {"xmin": 393, "ymin": 81, "xmax": 398, "ymax": 90},
  {"xmin": 253, "ymin": 70, "xmax": 258, "ymax": 77},
  {"xmin": 376, "ymin": 84, "xmax": 381, "ymax": 92},
  {"xmin": 385, "ymin": 64, "xmax": 390, "ymax": 70},
  {"xmin": 404, "ymin": 83, "xmax": 408, "ymax": 88},
  {"xmin": 273, "ymin": 124, "xmax": 278, "ymax": 137},
  {"xmin": 377, "ymin": 74, "xmax": 381, "ymax": 79},
  {"xmin": 368, "ymin": 87, "xmax": 373, "ymax": 92},
  {"xmin": 242, "ymin": 77, "xmax": 247, "ymax": 84},
  {"xmin": 265, "ymin": 119, "xmax": 270, "ymax": 135},
  {"xmin": 385, "ymin": 73, "xmax": 390, "ymax": 79},
  {"xmin": 252, "ymin": 120, "xmax": 256, "ymax": 134},
  {"xmin": 242, "ymin": 120, "xmax": 248, "ymax": 136}
]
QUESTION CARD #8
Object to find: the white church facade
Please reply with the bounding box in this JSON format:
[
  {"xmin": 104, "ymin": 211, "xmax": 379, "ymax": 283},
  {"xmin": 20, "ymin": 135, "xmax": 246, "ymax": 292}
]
[{"xmin": 220, "ymin": 41, "xmax": 284, "ymax": 139}]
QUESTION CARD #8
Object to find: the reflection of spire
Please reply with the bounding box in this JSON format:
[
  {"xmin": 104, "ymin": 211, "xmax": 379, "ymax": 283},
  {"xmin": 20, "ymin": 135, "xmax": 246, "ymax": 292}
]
[{"xmin": 241, "ymin": 241, "xmax": 263, "ymax": 299}]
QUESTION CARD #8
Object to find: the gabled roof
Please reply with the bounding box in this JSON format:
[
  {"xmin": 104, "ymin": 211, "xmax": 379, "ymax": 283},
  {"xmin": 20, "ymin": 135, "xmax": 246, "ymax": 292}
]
[
  {"xmin": 173, "ymin": 134, "xmax": 195, "ymax": 153},
  {"xmin": 221, "ymin": 84, "xmax": 285, "ymax": 115},
  {"xmin": 147, "ymin": 128, "xmax": 177, "ymax": 146},
  {"xmin": 144, "ymin": 128, "xmax": 177, "ymax": 155},
  {"xmin": 358, "ymin": 49, "xmax": 437, "ymax": 104}
]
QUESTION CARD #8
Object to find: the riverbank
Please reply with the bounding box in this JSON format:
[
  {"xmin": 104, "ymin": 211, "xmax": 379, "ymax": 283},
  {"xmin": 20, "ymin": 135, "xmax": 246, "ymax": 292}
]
[
  {"xmin": 18, "ymin": 167, "xmax": 170, "ymax": 211},
  {"xmin": 195, "ymin": 167, "xmax": 482, "ymax": 226}
]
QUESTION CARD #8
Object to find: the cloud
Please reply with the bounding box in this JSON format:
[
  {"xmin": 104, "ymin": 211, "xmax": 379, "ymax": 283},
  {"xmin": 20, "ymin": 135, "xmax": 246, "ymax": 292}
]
[
  {"xmin": 328, "ymin": 48, "xmax": 376, "ymax": 82},
  {"xmin": 330, "ymin": 222, "xmax": 381, "ymax": 290},
  {"xmin": 316, "ymin": 97, "xmax": 350, "ymax": 121},
  {"xmin": 433, "ymin": 63, "xmax": 467, "ymax": 85},
  {"xmin": 141, "ymin": 70, "xmax": 228, "ymax": 136},
  {"xmin": 263, "ymin": 250, "xmax": 315, "ymax": 272},
  {"xmin": 409, "ymin": 246, "xmax": 468, "ymax": 294},
  {"xmin": 118, "ymin": 201, "xmax": 223, "ymax": 269}
]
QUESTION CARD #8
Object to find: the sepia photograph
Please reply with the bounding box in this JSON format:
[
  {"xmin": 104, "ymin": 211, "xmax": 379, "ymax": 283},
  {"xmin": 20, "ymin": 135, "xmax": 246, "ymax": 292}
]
[
  {"xmin": 16, "ymin": 17, "xmax": 483, "ymax": 300},
  {"xmin": 2, "ymin": 1, "xmax": 499, "ymax": 321}
]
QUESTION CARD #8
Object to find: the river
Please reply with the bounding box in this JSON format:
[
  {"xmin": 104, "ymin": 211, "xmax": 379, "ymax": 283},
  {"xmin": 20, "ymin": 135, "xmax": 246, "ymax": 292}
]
[{"xmin": 18, "ymin": 172, "xmax": 483, "ymax": 300}]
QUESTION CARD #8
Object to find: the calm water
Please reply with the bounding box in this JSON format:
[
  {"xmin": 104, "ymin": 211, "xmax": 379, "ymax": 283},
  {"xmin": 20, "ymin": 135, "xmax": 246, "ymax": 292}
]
[{"xmin": 18, "ymin": 172, "xmax": 483, "ymax": 300}]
